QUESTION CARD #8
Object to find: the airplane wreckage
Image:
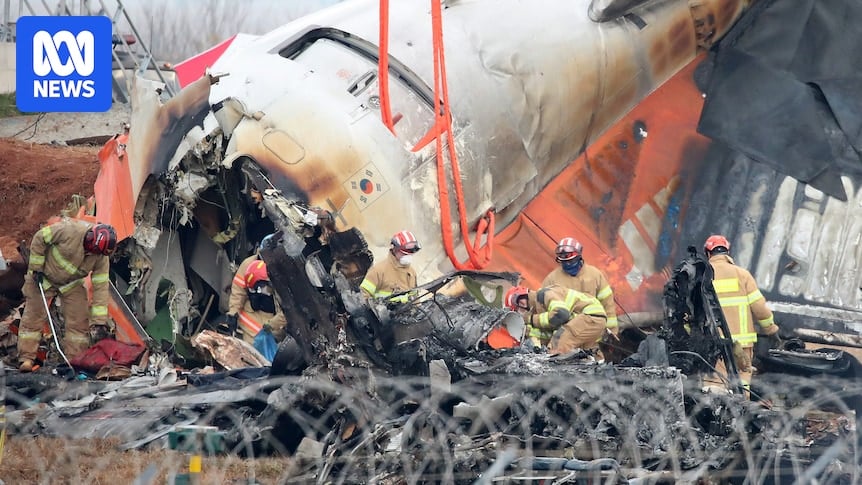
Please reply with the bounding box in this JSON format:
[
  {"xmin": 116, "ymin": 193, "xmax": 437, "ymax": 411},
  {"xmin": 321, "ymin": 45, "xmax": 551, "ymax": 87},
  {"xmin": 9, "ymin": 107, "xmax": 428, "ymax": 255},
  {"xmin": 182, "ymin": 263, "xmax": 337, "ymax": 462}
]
[{"xmin": 4, "ymin": 0, "xmax": 862, "ymax": 482}]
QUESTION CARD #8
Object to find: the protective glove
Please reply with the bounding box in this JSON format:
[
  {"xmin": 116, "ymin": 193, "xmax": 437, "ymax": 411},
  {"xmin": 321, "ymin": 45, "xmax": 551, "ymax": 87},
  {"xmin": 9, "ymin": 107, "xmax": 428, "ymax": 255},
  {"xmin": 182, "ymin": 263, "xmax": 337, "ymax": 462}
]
[
  {"xmin": 89, "ymin": 324, "xmax": 112, "ymax": 344},
  {"xmin": 759, "ymin": 323, "xmax": 782, "ymax": 349},
  {"xmin": 226, "ymin": 314, "xmax": 239, "ymax": 335},
  {"xmin": 32, "ymin": 271, "xmax": 45, "ymax": 286},
  {"xmin": 763, "ymin": 332, "xmax": 782, "ymax": 350},
  {"xmin": 732, "ymin": 341, "xmax": 752, "ymax": 372},
  {"xmin": 518, "ymin": 308, "xmax": 532, "ymax": 325}
]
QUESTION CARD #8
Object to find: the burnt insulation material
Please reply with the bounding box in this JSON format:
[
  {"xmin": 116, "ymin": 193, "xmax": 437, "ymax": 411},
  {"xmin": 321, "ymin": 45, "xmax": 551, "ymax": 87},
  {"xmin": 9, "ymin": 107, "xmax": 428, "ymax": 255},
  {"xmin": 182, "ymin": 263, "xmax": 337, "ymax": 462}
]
[
  {"xmin": 450, "ymin": 360, "xmax": 694, "ymax": 464},
  {"xmin": 388, "ymin": 294, "xmax": 514, "ymax": 355},
  {"xmin": 698, "ymin": 0, "xmax": 862, "ymax": 200}
]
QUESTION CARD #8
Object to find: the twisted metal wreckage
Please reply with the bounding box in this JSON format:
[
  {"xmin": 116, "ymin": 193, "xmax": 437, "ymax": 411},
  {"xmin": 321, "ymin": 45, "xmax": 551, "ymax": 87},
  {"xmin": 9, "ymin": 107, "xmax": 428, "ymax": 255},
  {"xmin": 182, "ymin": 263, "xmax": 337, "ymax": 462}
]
[
  {"xmin": 2, "ymin": 221, "xmax": 859, "ymax": 484},
  {"xmin": 5, "ymin": 178, "xmax": 860, "ymax": 483},
  {"xmin": 4, "ymin": 0, "xmax": 862, "ymax": 481}
]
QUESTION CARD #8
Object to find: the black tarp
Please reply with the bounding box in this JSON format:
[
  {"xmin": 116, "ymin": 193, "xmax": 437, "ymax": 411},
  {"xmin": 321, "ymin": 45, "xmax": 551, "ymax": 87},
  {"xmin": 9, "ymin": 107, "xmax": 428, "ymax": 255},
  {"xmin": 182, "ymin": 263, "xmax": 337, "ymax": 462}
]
[{"xmin": 698, "ymin": 0, "xmax": 862, "ymax": 201}]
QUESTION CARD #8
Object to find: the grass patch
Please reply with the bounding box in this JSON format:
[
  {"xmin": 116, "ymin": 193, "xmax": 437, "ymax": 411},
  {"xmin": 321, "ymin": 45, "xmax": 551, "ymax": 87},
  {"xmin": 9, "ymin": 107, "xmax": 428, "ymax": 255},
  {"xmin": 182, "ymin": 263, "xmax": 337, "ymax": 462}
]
[
  {"xmin": 0, "ymin": 92, "xmax": 24, "ymax": 118},
  {"xmin": 0, "ymin": 436, "xmax": 291, "ymax": 484}
]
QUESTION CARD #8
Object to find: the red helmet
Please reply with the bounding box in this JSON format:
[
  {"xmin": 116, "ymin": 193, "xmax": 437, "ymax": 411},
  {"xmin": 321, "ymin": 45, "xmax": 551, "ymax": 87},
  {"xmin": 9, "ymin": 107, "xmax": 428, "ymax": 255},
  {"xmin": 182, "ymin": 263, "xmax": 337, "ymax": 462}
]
[
  {"xmin": 504, "ymin": 286, "xmax": 530, "ymax": 311},
  {"xmin": 245, "ymin": 260, "xmax": 270, "ymax": 288},
  {"xmin": 83, "ymin": 224, "xmax": 117, "ymax": 255},
  {"xmin": 391, "ymin": 230, "xmax": 421, "ymax": 254},
  {"xmin": 555, "ymin": 237, "xmax": 583, "ymax": 262},
  {"xmin": 704, "ymin": 234, "xmax": 730, "ymax": 254}
]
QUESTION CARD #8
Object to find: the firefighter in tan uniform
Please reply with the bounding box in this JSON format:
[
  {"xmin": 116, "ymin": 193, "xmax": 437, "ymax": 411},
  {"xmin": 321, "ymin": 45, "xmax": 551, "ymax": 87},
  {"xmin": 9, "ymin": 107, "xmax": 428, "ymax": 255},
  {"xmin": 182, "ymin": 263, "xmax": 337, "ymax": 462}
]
[
  {"xmin": 704, "ymin": 234, "xmax": 780, "ymax": 386},
  {"xmin": 542, "ymin": 237, "xmax": 618, "ymax": 334},
  {"xmin": 227, "ymin": 260, "xmax": 287, "ymax": 344},
  {"xmin": 360, "ymin": 230, "xmax": 420, "ymax": 302},
  {"xmin": 504, "ymin": 285, "xmax": 606, "ymax": 354},
  {"xmin": 226, "ymin": 252, "xmax": 261, "ymax": 335},
  {"xmin": 226, "ymin": 234, "xmax": 273, "ymax": 338},
  {"xmin": 17, "ymin": 220, "xmax": 117, "ymax": 372}
]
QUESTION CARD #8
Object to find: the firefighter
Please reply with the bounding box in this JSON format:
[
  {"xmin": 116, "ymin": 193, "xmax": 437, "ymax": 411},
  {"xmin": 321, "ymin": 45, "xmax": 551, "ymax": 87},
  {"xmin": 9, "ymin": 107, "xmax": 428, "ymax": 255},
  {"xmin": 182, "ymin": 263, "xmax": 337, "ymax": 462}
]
[
  {"xmin": 504, "ymin": 285, "xmax": 606, "ymax": 354},
  {"xmin": 704, "ymin": 234, "xmax": 781, "ymax": 386},
  {"xmin": 227, "ymin": 260, "xmax": 286, "ymax": 344},
  {"xmin": 360, "ymin": 230, "xmax": 420, "ymax": 302},
  {"xmin": 17, "ymin": 220, "xmax": 117, "ymax": 372},
  {"xmin": 225, "ymin": 234, "xmax": 275, "ymax": 335},
  {"xmin": 542, "ymin": 237, "xmax": 618, "ymax": 334},
  {"xmin": 225, "ymin": 251, "xmax": 259, "ymax": 337}
]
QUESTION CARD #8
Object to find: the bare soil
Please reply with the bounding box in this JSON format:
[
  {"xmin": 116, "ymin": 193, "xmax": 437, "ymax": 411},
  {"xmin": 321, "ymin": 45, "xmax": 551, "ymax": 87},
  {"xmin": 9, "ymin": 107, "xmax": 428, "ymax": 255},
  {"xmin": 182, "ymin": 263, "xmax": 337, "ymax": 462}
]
[
  {"xmin": 0, "ymin": 138, "xmax": 101, "ymax": 262},
  {"xmin": 0, "ymin": 136, "xmax": 293, "ymax": 482}
]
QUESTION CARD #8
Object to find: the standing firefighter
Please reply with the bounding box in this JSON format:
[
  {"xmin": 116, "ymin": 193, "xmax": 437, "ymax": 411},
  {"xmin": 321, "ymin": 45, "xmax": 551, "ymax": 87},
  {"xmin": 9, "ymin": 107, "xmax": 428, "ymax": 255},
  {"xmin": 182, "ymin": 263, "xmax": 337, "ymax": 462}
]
[
  {"xmin": 504, "ymin": 285, "xmax": 606, "ymax": 354},
  {"xmin": 542, "ymin": 237, "xmax": 618, "ymax": 334},
  {"xmin": 18, "ymin": 220, "xmax": 117, "ymax": 372},
  {"xmin": 360, "ymin": 230, "xmax": 420, "ymax": 302},
  {"xmin": 704, "ymin": 234, "xmax": 780, "ymax": 385}
]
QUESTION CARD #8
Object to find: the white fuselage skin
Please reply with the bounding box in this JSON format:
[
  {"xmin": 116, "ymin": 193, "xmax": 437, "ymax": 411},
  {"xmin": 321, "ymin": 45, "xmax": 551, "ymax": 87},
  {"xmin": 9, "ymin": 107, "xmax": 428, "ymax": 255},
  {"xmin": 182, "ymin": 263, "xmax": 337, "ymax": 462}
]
[{"xmin": 133, "ymin": 0, "xmax": 749, "ymax": 282}]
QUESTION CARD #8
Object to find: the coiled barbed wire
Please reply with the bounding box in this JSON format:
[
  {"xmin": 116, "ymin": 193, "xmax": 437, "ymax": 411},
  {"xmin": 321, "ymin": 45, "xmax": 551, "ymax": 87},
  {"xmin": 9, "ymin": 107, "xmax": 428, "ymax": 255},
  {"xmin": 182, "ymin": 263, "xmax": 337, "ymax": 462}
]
[{"xmin": 3, "ymin": 365, "xmax": 859, "ymax": 484}]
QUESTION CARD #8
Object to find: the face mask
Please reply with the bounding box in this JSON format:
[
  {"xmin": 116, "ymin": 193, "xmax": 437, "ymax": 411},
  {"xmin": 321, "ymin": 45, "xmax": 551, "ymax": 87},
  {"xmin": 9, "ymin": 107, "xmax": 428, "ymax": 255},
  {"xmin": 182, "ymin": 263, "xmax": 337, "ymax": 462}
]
[
  {"xmin": 398, "ymin": 254, "xmax": 413, "ymax": 266},
  {"xmin": 562, "ymin": 257, "xmax": 583, "ymax": 276}
]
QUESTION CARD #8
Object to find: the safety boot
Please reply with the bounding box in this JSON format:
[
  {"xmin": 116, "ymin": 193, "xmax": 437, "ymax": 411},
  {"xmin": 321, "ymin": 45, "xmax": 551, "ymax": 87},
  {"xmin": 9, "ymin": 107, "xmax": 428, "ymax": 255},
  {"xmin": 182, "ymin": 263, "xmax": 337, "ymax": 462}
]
[{"xmin": 19, "ymin": 359, "xmax": 34, "ymax": 373}]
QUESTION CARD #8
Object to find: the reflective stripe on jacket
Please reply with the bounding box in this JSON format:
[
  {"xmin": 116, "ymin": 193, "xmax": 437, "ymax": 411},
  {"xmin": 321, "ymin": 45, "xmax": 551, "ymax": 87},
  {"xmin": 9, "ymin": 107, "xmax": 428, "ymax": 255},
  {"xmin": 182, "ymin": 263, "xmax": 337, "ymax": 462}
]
[
  {"xmin": 28, "ymin": 219, "xmax": 110, "ymax": 323},
  {"xmin": 543, "ymin": 264, "xmax": 618, "ymax": 330},
  {"xmin": 228, "ymin": 253, "xmax": 259, "ymax": 316},
  {"xmin": 237, "ymin": 305, "xmax": 287, "ymax": 344},
  {"xmin": 709, "ymin": 254, "xmax": 774, "ymax": 346},
  {"xmin": 360, "ymin": 252, "xmax": 417, "ymax": 302},
  {"xmin": 527, "ymin": 285, "xmax": 606, "ymax": 342}
]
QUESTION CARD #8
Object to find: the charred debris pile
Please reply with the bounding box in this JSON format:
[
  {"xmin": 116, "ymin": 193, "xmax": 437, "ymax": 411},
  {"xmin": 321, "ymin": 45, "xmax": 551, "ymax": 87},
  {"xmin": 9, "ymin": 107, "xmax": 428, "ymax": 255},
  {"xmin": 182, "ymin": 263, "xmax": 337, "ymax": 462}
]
[{"xmin": 2, "ymin": 158, "xmax": 860, "ymax": 483}]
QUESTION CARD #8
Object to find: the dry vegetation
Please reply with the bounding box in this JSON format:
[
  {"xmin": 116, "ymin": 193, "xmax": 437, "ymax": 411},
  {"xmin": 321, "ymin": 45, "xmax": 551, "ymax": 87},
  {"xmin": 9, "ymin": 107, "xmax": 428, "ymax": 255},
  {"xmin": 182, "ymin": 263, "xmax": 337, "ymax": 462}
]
[{"xmin": 0, "ymin": 437, "xmax": 289, "ymax": 484}]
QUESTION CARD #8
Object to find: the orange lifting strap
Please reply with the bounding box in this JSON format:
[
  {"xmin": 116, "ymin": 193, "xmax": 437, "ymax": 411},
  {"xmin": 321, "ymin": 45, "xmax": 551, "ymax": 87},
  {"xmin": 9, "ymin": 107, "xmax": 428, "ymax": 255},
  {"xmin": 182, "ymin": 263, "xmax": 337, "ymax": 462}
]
[
  {"xmin": 378, "ymin": 0, "xmax": 495, "ymax": 270},
  {"xmin": 377, "ymin": 0, "xmax": 396, "ymax": 134}
]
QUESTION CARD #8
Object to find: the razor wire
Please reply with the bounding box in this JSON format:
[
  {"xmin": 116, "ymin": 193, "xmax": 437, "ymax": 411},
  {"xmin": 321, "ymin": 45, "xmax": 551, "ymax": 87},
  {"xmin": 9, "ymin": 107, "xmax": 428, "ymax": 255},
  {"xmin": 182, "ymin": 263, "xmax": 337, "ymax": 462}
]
[{"xmin": 2, "ymin": 364, "xmax": 859, "ymax": 484}]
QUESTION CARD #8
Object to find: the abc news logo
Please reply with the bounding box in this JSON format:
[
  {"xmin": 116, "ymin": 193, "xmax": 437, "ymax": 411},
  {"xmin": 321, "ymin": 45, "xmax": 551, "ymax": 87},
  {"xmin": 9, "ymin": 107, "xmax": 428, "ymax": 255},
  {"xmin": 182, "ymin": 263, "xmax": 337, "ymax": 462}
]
[{"xmin": 16, "ymin": 16, "xmax": 111, "ymax": 112}]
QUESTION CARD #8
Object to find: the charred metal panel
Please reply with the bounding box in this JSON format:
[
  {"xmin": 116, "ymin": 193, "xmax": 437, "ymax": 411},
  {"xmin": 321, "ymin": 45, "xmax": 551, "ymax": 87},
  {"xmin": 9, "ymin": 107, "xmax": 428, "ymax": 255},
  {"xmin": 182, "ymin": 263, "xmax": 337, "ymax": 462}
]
[
  {"xmin": 673, "ymin": 142, "xmax": 862, "ymax": 336},
  {"xmin": 125, "ymin": 74, "xmax": 214, "ymax": 204},
  {"xmin": 260, "ymin": 229, "xmax": 345, "ymax": 367},
  {"xmin": 187, "ymin": 229, "xmax": 235, "ymax": 314},
  {"xmin": 388, "ymin": 295, "xmax": 520, "ymax": 355},
  {"xmin": 661, "ymin": 246, "xmax": 742, "ymax": 392},
  {"xmin": 140, "ymin": 229, "xmax": 189, "ymax": 324}
]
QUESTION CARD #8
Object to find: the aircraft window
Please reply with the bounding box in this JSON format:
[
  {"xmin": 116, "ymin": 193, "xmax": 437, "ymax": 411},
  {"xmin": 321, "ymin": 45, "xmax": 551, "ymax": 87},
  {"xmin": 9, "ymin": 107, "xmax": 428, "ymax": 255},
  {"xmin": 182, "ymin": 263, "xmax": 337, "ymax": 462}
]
[
  {"xmin": 284, "ymin": 32, "xmax": 436, "ymax": 150},
  {"xmin": 589, "ymin": 0, "xmax": 651, "ymax": 22}
]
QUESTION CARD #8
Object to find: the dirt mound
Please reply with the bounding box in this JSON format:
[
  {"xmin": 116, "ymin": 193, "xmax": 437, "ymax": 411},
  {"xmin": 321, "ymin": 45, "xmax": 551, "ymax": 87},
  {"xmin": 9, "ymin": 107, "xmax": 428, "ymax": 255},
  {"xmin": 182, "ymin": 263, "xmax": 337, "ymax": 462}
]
[{"xmin": 0, "ymin": 138, "xmax": 101, "ymax": 261}]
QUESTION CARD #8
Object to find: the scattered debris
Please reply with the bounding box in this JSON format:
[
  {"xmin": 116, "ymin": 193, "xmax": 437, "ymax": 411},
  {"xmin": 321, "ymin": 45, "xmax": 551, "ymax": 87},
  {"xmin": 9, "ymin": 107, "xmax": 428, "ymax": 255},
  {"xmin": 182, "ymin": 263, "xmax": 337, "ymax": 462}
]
[{"xmin": 191, "ymin": 330, "xmax": 270, "ymax": 370}]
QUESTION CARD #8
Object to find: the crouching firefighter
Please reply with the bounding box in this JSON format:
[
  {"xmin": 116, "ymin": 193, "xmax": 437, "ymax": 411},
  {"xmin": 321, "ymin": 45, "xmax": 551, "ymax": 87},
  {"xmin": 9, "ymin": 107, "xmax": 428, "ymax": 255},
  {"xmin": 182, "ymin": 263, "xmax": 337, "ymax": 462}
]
[
  {"xmin": 18, "ymin": 220, "xmax": 117, "ymax": 372},
  {"xmin": 543, "ymin": 237, "xmax": 619, "ymax": 335},
  {"xmin": 226, "ymin": 260, "xmax": 286, "ymax": 344},
  {"xmin": 504, "ymin": 285, "xmax": 606, "ymax": 355}
]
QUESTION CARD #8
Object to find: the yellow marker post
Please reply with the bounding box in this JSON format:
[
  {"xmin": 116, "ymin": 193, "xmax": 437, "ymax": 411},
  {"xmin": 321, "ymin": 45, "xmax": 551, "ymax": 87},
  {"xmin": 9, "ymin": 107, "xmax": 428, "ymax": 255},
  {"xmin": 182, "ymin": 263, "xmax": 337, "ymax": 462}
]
[
  {"xmin": 168, "ymin": 425, "xmax": 224, "ymax": 484},
  {"xmin": 189, "ymin": 454, "xmax": 202, "ymax": 484}
]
